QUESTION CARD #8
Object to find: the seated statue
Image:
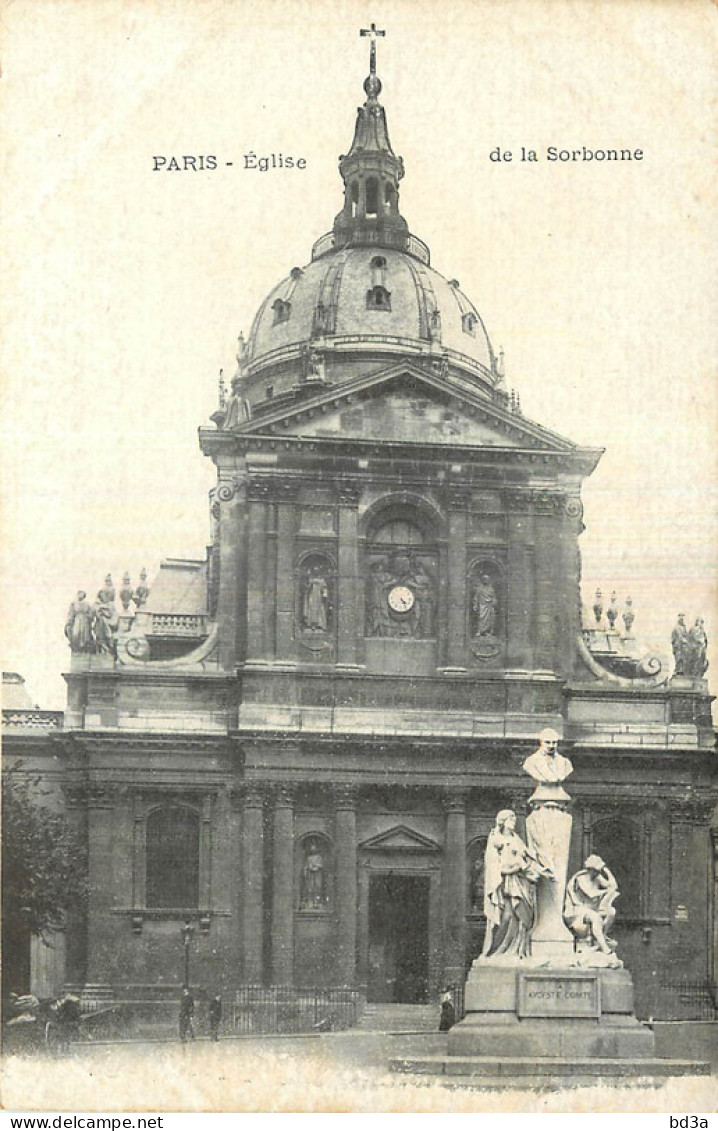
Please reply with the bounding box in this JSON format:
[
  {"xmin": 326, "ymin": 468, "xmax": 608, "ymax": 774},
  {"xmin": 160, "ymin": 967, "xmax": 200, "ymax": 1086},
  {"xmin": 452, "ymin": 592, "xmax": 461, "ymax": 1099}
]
[{"xmin": 564, "ymin": 854, "xmax": 622, "ymax": 965}]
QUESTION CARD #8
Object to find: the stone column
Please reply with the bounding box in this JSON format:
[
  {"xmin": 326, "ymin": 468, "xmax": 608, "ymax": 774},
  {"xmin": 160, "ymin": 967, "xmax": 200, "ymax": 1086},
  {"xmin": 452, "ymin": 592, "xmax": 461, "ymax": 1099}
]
[
  {"xmin": 336, "ymin": 485, "xmax": 362, "ymax": 668},
  {"xmin": 444, "ymin": 489, "xmax": 468, "ymax": 670},
  {"xmin": 275, "ymin": 479, "xmax": 299, "ymax": 660},
  {"xmin": 216, "ymin": 468, "xmax": 247, "ymax": 670},
  {"xmin": 334, "ymin": 786, "xmax": 358, "ymax": 986},
  {"xmin": 443, "ymin": 791, "xmax": 468, "ymax": 986},
  {"xmin": 271, "ymin": 786, "xmax": 295, "ymax": 985},
  {"xmin": 242, "ymin": 785, "xmax": 265, "ymax": 984},
  {"xmin": 505, "ymin": 491, "xmax": 534, "ymax": 670}
]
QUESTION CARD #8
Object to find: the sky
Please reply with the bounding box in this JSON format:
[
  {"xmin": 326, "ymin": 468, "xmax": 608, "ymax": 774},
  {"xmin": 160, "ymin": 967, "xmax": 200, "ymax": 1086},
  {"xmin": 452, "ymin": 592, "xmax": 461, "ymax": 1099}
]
[{"xmin": 1, "ymin": 0, "xmax": 716, "ymax": 709}]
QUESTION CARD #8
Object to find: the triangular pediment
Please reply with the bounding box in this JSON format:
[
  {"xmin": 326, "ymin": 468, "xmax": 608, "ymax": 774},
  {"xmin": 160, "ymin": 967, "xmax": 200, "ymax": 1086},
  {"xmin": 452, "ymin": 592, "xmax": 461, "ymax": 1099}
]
[
  {"xmin": 240, "ymin": 362, "xmax": 579, "ymax": 453},
  {"xmin": 359, "ymin": 824, "xmax": 441, "ymax": 852}
]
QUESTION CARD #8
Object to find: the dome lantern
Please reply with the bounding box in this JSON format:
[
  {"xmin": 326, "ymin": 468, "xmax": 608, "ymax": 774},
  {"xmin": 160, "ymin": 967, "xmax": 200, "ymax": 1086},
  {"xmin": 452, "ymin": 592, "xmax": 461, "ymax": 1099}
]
[{"xmin": 332, "ymin": 25, "xmax": 411, "ymax": 254}]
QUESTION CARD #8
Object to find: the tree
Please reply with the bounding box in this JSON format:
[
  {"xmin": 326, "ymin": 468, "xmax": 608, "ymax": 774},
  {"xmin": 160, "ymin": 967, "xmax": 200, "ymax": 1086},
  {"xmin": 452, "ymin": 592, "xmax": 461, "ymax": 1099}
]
[{"xmin": 2, "ymin": 766, "xmax": 86, "ymax": 996}]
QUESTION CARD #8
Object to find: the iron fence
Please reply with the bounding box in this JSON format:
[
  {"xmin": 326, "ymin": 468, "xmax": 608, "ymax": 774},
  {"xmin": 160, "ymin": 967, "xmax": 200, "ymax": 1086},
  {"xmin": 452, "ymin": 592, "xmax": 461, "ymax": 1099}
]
[
  {"xmin": 228, "ymin": 985, "xmax": 361, "ymax": 1034},
  {"xmin": 664, "ymin": 980, "xmax": 717, "ymax": 1021}
]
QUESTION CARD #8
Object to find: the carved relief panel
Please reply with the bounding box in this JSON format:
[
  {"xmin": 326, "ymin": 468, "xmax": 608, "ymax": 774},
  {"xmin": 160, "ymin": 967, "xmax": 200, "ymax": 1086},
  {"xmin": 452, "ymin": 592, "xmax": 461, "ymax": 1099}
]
[{"xmin": 364, "ymin": 516, "xmax": 438, "ymax": 640}]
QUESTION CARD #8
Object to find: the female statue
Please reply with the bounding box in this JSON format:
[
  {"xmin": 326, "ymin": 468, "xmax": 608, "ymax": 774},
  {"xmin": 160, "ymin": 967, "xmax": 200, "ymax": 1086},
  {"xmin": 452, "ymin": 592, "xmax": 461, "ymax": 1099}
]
[
  {"xmin": 472, "ymin": 574, "xmax": 498, "ymax": 638},
  {"xmin": 481, "ymin": 809, "xmax": 551, "ymax": 961}
]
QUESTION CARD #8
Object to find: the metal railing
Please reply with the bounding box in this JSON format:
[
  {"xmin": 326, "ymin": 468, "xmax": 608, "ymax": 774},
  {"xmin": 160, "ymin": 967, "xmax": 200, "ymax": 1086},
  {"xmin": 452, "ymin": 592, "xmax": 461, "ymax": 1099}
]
[
  {"xmin": 664, "ymin": 980, "xmax": 717, "ymax": 1021},
  {"xmin": 228, "ymin": 985, "xmax": 361, "ymax": 1034}
]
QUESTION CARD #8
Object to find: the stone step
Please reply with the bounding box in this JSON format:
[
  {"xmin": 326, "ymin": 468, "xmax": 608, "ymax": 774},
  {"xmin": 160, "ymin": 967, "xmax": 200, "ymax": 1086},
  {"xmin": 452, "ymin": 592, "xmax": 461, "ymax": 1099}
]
[
  {"xmin": 357, "ymin": 1004, "xmax": 439, "ymax": 1032},
  {"xmin": 390, "ymin": 1054, "xmax": 711, "ymax": 1084}
]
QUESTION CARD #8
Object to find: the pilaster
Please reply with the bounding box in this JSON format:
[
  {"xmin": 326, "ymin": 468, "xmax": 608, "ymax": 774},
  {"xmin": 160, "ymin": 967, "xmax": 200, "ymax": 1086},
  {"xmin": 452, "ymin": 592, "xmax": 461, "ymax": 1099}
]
[
  {"xmin": 334, "ymin": 785, "xmax": 358, "ymax": 985},
  {"xmin": 271, "ymin": 786, "xmax": 295, "ymax": 985}
]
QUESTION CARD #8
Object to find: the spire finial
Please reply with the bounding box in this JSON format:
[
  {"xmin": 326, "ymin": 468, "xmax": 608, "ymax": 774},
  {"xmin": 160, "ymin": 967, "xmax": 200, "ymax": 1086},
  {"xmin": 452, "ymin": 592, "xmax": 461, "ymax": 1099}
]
[{"xmin": 360, "ymin": 22, "xmax": 385, "ymax": 77}]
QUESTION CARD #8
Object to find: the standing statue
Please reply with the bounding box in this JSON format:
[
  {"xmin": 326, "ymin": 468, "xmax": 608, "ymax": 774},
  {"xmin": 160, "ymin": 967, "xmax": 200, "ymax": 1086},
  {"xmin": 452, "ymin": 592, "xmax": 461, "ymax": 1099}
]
[
  {"xmin": 671, "ymin": 613, "xmax": 689, "ymax": 676},
  {"xmin": 472, "ymin": 574, "xmax": 498, "ymax": 638},
  {"xmin": 92, "ymin": 605, "xmax": 115, "ymax": 655},
  {"xmin": 64, "ymin": 591, "xmax": 94, "ymax": 653},
  {"xmin": 368, "ymin": 559, "xmax": 393, "ymax": 637},
  {"xmin": 412, "ymin": 560, "xmax": 435, "ymax": 637},
  {"xmin": 302, "ymin": 566, "xmax": 329, "ymax": 632},
  {"xmin": 481, "ymin": 810, "xmax": 551, "ymax": 961},
  {"xmin": 222, "ymin": 375, "xmax": 251, "ymax": 428},
  {"xmin": 564, "ymin": 855, "xmax": 621, "ymax": 965},
  {"xmin": 685, "ymin": 618, "xmax": 709, "ymax": 679},
  {"xmin": 300, "ymin": 840, "xmax": 326, "ymax": 908}
]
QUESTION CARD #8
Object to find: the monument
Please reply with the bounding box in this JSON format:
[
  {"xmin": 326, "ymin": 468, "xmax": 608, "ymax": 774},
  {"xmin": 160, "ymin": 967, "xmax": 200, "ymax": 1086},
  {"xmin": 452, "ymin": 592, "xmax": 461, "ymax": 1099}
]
[{"xmin": 444, "ymin": 730, "xmax": 666, "ymax": 1075}]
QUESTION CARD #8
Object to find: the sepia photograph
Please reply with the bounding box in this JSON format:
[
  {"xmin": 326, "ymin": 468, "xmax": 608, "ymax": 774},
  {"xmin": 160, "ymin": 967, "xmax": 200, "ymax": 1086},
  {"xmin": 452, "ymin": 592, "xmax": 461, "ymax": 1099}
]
[{"xmin": 1, "ymin": 0, "xmax": 716, "ymax": 1116}]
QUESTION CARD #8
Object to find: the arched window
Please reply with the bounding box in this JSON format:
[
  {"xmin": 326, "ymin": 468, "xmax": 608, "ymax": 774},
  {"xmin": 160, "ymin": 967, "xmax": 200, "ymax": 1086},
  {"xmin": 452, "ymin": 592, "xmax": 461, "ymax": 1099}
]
[
  {"xmin": 590, "ymin": 817, "xmax": 642, "ymax": 918},
  {"xmin": 146, "ymin": 807, "xmax": 200, "ymax": 909},
  {"xmin": 371, "ymin": 519, "xmax": 424, "ymax": 546},
  {"xmin": 365, "ymin": 177, "xmax": 379, "ymax": 217},
  {"xmin": 462, "ymin": 312, "xmax": 478, "ymax": 336}
]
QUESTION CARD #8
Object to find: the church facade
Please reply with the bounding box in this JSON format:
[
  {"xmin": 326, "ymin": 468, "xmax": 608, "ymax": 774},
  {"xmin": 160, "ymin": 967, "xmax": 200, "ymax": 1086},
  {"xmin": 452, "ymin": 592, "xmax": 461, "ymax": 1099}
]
[{"xmin": 4, "ymin": 38, "xmax": 716, "ymax": 1023}]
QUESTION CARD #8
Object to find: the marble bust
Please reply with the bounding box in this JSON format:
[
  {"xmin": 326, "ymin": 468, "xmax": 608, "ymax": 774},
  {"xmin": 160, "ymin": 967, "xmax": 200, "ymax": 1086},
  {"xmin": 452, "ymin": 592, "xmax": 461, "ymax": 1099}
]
[{"xmin": 522, "ymin": 728, "xmax": 573, "ymax": 804}]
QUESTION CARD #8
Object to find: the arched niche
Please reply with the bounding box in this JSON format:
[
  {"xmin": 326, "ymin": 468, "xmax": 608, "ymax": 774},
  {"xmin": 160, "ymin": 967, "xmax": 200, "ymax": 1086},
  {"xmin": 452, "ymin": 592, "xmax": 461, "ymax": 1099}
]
[
  {"xmin": 466, "ymin": 556, "xmax": 505, "ymax": 662},
  {"xmin": 294, "ymin": 550, "xmax": 336, "ymax": 655},
  {"xmin": 363, "ymin": 496, "xmax": 442, "ymax": 641}
]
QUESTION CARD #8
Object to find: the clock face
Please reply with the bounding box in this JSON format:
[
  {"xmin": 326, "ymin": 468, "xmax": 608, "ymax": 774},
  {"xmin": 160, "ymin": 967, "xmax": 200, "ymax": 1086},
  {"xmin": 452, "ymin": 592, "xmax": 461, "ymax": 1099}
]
[{"xmin": 388, "ymin": 585, "xmax": 415, "ymax": 613}]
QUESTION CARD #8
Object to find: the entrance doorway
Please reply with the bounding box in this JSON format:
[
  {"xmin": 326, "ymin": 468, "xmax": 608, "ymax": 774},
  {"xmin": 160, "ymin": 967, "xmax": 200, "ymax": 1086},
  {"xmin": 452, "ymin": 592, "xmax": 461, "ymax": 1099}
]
[{"xmin": 368, "ymin": 873, "xmax": 429, "ymax": 1003}]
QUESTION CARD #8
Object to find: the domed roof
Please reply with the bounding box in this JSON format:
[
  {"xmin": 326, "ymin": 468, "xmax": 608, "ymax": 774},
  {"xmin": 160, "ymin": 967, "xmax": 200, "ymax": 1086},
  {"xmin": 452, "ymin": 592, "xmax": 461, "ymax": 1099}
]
[
  {"xmin": 245, "ymin": 246, "xmax": 495, "ymax": 388},
  {"xmin": 236, "ymin": 39, "xmax": 501, "ymax": 405}
]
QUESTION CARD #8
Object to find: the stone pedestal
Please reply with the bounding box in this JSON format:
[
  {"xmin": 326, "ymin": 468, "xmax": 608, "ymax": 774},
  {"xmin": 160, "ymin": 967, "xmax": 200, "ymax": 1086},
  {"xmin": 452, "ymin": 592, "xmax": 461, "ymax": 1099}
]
[
  {"xmin": 526, "ymin": 803, "xmax": 575, "ymax": 964},
  {"xmin": 452, "ymin": 963, "xmax": 655, "ymax": 1060}
]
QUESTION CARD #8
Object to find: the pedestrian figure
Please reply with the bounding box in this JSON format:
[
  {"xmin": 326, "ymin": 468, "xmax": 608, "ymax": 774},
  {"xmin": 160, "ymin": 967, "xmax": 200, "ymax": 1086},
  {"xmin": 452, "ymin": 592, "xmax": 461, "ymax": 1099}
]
[
  {"xmin": 208, "ymin": 993, "xmax": 222, "ymax": 1042},
  {"xmin": 439, "ymin": 988, "xmax": 456, "ymax": 1032},
  {"xmin": 179, "ymin": 986, "xmax": 195, "ymax": 1043}
]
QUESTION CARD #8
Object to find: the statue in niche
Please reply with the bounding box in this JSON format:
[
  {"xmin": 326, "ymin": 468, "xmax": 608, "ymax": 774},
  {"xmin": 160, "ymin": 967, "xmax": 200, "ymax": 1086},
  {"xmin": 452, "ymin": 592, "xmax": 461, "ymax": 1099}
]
[
  {"xmin": 470, "ymin": 569, "xmax": 501, "ymax": 659},
  {"xmin": 685, "ymin": 617, "xmax": 709, "ymax": 679},
  {"xmin": 301, "ymin": 564, "xmax": 330, "ymax": 633},
  {"xmin": 472, "ymin": 573, "xmax": 498, "ymax": 638},
  {"xmin": 65, "ymin": 591, "xmax": 94, "ymax": 653},
  {"xmin": 300, "ymin": 839, "xmax": 326, "ymax": 909},
  {"xmin": 564, "ymin": 855, "xmax": 622, "ymax": 967},
  {"xmin": 671, "ymin": 613, "xmax": 689, "ymax": 675},
  {"xmin": 480, "ymin": 809, "xmax": 551, "ymax": 962}
]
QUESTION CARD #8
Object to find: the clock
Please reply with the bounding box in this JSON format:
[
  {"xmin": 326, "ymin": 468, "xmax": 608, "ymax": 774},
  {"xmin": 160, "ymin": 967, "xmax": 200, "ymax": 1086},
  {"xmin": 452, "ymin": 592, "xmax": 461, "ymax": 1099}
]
[{"xmin": 388, "ymin": 585, "xmax": 415, "ymax": 614}]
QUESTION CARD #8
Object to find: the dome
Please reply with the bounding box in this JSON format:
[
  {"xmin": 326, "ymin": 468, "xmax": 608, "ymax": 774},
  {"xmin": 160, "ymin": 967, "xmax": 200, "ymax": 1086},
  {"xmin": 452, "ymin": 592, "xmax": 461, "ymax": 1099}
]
[
  {"xmin": 232, "ymin": 49, "xmax": 501, "ymax": 412},
  {"xmin": 244, "ymin": 246, "xmax": 496, "ymax": 399}
]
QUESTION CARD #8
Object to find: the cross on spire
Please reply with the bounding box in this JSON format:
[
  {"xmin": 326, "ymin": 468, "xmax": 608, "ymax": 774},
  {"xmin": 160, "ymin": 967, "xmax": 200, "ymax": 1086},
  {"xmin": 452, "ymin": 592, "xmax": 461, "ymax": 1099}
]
[{"xmin": 360, "ymin": 23, "xmax": 385, "ymax": 76}]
